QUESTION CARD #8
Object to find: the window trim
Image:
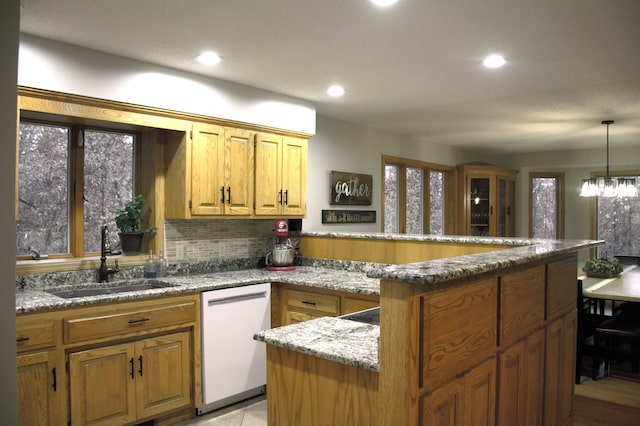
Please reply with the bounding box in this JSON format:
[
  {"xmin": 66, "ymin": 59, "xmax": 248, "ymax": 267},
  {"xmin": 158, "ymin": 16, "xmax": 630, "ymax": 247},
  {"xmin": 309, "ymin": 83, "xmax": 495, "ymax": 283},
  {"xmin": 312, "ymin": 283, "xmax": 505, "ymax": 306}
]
[
  {"xmin": 17, "ymin": 118, "xmax": 140, "ymax": 260},
  {"xmin": 382, "ymin": 155, "xmax": 456, "ymax": 234},
  {"xmin": 528, "ymin": 172, "xmax": 565, "ymax": 239}
]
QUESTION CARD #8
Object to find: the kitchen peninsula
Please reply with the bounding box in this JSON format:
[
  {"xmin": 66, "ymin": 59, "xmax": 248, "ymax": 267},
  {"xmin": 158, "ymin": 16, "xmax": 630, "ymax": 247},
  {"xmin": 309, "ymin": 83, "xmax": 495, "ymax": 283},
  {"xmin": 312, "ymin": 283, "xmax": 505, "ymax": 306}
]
[{"xmin": 256, "ymin": 232, "xmax": 601, "ymax": 426}]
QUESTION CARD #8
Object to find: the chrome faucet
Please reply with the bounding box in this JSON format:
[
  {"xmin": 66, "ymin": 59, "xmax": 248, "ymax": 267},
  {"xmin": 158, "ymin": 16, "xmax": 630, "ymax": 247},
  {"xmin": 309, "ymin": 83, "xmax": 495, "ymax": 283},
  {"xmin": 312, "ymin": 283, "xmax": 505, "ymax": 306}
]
[{"xmin": 99, "ymin": 225, "xmax": 119, "ymax": 283}]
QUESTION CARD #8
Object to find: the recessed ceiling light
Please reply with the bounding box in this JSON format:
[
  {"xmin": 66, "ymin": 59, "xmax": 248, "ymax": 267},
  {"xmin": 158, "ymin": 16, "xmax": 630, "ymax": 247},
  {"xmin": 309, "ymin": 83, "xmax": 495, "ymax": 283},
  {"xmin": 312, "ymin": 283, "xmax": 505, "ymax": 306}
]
[
  {"xmin": 197, "ymin": 51, "xmax": 222, "ymax": 66},
  {"xmin": 327, "ymin": 85, "xmax": 346, "ymax": 97},
  {"xmin": 371, "ymin": 0, "xmax": 399, "ymax": 6},
  {"xmin": 483, "ymin": 54, "xmax": 507, "ymax": 68}
]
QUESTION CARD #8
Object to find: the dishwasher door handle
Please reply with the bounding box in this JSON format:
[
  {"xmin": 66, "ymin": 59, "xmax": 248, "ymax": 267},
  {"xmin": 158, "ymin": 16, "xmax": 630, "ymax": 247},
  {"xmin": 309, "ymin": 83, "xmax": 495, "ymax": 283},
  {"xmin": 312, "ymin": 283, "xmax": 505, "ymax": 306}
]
[{"xmin": 207, "ymin": 291, "xmax": 268, "ymax": 306}]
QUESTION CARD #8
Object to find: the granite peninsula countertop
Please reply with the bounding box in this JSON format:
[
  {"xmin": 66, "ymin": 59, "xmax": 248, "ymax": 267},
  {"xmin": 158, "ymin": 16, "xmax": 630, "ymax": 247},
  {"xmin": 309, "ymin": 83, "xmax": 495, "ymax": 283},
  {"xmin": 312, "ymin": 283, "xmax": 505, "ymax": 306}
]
[
  {"xmin": 256, "ymin": 233, "xmax": 602, "ymax": 372},
  {"xmin": 255, "ymin": 316, "xmax": 380, "ymax": 372}
]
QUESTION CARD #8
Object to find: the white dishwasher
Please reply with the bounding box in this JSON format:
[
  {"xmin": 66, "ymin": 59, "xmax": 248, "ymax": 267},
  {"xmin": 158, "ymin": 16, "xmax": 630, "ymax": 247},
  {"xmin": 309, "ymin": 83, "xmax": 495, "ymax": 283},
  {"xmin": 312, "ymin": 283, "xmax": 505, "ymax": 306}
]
[{"xmin": 198, "ymin": 283, "xmax": 271, "ymax": 414}]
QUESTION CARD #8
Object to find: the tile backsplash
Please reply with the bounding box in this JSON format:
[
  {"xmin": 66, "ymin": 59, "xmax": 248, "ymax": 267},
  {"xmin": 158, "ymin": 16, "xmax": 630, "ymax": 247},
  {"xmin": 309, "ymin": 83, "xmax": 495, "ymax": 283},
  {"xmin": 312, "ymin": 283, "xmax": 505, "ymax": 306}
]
[{"xmin": 164, "ymin": 219, "xmax": 277, "ymax": 263}]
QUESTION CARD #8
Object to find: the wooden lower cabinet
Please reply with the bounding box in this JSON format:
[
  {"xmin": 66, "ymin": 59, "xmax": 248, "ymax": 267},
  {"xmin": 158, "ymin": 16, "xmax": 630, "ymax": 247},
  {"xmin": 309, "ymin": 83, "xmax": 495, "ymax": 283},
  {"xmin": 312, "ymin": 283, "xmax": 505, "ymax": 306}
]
[
  {"xmin": 497, "ymin": 328, "xmax": 545, "ymax": 426},
  {"xmin": 17, "ymin": 349, "xmax": 63, "ymax": 426},
  {"xmin": 69, "ymin": 331, "xmax": 192, "ymax": 426},
  {"xmin": 273, "ymin": 283, "xmax": 379, "ymax": 327},
  {"xmin": 421, "ymin": 357, "xmax": 496, "ymax": 426},
  {"xmin": 544, "ymin": 311, "xmax": 577, "ymax": 426}
]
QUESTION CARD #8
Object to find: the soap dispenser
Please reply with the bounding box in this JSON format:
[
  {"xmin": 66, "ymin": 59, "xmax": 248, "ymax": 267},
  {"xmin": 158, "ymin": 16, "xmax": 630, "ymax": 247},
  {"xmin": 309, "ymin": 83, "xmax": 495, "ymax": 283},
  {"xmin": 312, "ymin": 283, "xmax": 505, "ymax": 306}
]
[{"xmin": 144, "ymin": 250, "xmax": 157, "ymax": 278}]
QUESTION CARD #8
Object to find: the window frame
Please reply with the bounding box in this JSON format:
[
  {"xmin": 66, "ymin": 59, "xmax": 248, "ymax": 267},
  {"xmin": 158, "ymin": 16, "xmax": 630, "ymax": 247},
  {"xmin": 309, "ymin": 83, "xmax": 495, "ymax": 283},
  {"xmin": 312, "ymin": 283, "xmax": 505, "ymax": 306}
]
[
  {"xmin": 588, "ymin": 169, "xmax": 640, "ymax": 258},
  {"xmin": 528, "ymin": 172, "xmax": 565, "ymax": 239},
  {"xmin": 382, "ymin": 155, "xmax": 456, "ymax": 234},
  {"xmin": 17, "ymin": 115, "xmax": 140, "ymax": 260}
]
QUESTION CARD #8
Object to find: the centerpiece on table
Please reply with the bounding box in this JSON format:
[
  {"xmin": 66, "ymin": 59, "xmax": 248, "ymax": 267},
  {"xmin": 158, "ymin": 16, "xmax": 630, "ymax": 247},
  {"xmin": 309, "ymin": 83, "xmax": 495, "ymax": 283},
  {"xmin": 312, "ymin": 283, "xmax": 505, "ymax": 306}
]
[{"xmin": 583, "ymin": 257, "xmax": 623, "ymax": 278}]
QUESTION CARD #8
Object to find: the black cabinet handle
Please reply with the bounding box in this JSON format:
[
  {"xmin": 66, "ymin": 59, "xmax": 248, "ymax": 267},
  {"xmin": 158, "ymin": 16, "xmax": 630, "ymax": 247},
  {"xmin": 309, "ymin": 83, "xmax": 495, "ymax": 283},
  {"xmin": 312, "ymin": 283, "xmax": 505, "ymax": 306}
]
[
  {"xmin": 130, "ymin": 358, "xmax": 135, "ymax": 379},
  {"xmin": 220, "ymin": 186, "xmax": 225, "ymax": 204},
  {"xmin": 52, "ymin": 367, "xmax": 57, "ymax": 391},
  {"xmin": 284, "ymin": 190, "xmax": 288, "ymax": 205},
  {"xmin": 301, "ymin": 300, "xmax": 316, "ymax": 306},
  {"xmin": 278, "ymin": 190, "xmax": 283, "ymax": 205},
  {"xmin": 138, "ymin": 356, "xmax": 143, "ymax": 377},
  {"xmin": 227, "ymin": 187, "xmax": 231, "ymax": 204},
  {"xmin": 128, "ymin": 317, "xmax": 149, "ymax": 324},
  {"xmin": 16, "ymin": 336, "xmax": 30, "ymax": 343}
]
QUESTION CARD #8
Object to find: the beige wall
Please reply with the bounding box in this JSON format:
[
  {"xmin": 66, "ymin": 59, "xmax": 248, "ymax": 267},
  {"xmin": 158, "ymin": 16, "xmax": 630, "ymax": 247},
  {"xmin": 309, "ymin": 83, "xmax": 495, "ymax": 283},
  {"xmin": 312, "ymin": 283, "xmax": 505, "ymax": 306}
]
[{"xmin": 2, "ymin": 0, "xmax": 19, "ymax": 422}]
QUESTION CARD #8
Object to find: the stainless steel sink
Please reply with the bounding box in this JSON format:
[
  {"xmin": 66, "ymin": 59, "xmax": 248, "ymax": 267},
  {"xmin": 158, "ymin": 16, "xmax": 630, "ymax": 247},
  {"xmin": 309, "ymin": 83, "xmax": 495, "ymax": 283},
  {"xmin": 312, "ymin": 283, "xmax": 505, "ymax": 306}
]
[{"xmin": 47, "ymin": 280, "xmax": 177, "ymax": 299}]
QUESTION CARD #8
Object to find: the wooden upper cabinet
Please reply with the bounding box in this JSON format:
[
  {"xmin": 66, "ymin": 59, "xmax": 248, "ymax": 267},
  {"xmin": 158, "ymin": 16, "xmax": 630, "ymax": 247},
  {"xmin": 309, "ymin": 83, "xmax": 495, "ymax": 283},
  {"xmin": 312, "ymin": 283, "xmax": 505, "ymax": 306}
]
[
  {"xmin": 190, "ymin": 123, "xmax": 225, "ymax": 216},
  {"xmin": 254, "ymin": 133, "xmax": 282, "ymax": 216},
  {"xmin": 255, "ymin": 134, "xmax": 307, "ymax": 217},
  {"xmin": 223, "ymin": 128, "xmax": 253, "ymax": 215},
  {"xmin": 166, "ymin": 123, "xmax": 307, "ymax": 219},
  {"xmin": 165, "ymin": 123, "xmax": 253, "ymax": 218},
  {"xmin": 281, "ymin": 137, "xmax": 307, "ymax": 216}
]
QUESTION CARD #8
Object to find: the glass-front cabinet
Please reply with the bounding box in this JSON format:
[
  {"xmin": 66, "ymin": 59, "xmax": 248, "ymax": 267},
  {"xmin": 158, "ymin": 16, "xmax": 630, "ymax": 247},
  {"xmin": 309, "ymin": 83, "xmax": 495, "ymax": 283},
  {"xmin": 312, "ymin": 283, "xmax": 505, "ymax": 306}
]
[{"xmin": 458, "ymin": 164, "xmax": 517, "ymax": 237}]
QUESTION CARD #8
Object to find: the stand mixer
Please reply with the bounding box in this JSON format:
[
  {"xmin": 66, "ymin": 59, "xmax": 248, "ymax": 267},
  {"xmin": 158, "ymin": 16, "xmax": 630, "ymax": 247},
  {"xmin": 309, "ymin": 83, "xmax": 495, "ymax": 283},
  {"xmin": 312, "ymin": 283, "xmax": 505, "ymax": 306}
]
[{"xmin": 265, "ymin": 219, "xmax": 296, "ymax": 271}]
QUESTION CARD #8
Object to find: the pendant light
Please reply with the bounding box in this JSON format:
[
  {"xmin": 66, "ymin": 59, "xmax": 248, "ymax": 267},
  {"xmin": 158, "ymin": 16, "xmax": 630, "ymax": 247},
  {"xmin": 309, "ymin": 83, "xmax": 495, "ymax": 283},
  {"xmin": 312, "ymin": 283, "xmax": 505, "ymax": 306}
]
[{"xmin": 580, "ymin": 120, "xmax": 638, "ymax": 197}]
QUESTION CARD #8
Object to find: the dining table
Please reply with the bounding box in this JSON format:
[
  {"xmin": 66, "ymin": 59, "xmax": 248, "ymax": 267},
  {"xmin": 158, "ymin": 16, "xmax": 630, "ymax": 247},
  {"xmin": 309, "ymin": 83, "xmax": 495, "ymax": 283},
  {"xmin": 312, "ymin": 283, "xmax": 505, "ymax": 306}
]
[{"xmin": 582, "ymin": 264, "xmax": 640, "ymax": 303}]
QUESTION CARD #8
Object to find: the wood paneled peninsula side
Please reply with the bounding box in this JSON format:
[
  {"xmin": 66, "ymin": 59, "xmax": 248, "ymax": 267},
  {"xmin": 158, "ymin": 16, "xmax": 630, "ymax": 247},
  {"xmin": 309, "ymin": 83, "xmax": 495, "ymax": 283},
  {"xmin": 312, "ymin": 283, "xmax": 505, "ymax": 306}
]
[{"xmin": 255, "ymin": 233, "xmax": 602, "ymax": 426}]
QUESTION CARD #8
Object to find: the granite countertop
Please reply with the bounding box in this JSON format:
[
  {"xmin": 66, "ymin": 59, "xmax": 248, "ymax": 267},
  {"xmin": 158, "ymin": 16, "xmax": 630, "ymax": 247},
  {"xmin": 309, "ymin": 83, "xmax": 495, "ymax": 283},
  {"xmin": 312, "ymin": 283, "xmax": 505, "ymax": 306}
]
[
  {"xmin": 16, "ymin": 232, "xmax": 604, "ymax": 374},
  {"xmin": 254, "ymin": 316, "xmax": 380, "ymax": 372},
  {"xmin": 15, "ymin": 266, "xmax": 380, "ymax": 314}
]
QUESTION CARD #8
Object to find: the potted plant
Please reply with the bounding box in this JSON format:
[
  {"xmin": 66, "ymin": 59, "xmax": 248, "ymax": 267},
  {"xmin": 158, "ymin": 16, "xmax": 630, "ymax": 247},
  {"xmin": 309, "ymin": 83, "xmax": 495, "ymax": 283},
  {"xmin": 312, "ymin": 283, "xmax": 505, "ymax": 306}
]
[
  {"xmin": 115, "ymin": 194, "xmax": 156, "ymax": 255},
  {"xmin": 583, "ymin": 257, "xmax": 623, "ymax": 278}
]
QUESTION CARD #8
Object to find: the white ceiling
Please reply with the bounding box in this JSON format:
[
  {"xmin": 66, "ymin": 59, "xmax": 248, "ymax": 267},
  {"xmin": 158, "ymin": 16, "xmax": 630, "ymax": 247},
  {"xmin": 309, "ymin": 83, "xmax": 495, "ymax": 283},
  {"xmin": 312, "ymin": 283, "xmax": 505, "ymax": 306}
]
[{"xmin": 18, "ymin": 0, "xmax": 640, "ymax": 153}]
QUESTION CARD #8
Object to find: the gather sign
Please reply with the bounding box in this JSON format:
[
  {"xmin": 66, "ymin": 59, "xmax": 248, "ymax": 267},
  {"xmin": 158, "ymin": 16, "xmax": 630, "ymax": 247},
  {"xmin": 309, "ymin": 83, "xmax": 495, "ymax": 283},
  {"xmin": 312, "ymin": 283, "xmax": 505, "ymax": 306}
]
[{"xmin": 330, "ymin": 171, "xmax": 372, "ymax": 206}]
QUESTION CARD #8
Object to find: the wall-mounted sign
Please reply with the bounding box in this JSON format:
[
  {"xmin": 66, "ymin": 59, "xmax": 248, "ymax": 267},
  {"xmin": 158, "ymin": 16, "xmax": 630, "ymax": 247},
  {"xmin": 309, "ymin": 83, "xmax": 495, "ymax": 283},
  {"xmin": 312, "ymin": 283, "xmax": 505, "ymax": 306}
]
[
  {"xmin": 330, "ymin": 171, "xmax": 372, "ymax": 205},
  {"xmin": 322, "ymin": 210, "xmax": 376, "ymax": 224}
]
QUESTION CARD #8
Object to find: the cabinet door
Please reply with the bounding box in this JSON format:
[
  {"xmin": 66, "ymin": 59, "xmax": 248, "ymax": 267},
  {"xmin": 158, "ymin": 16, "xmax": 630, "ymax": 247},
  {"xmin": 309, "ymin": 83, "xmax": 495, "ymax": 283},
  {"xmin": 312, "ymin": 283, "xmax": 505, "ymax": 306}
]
[
  {"xmin": 135, "ymin": 332, "xmax": 192, "ymax": 419},
  {"xmin": 497, "ymin": 330, "xmax": 545, "ymax": 426},
  {"xmin": 254, "ymin": 133, "xmax": 283, "ymax": 216},
  {"xmin": 544, "ymin": 311, "xmax": 576, "ymax": 426},
  {"xmin": 463, "ymin": 358, "xmax": 496, "ymax": 426},
  {"xmin": 224, "ymin": 128, "xmax": 253, "ymax": 215},
  {"xmin": 191, "ymin": 123, "xmax": 225, "ymax": 216},
  {"xmin": 281, "ymin": 137, "xmax": 307, "ymax": 216},
  {"xmin": 422, "ymin": 379, "xmax": 463, "ymax": 426},
  {"xmin": 17, "ymin": 350, "xmax": 60, "ymax": 426},
  {"xmin": 69, "ymin": 343, "xmax": 137, "ymax": 426}
]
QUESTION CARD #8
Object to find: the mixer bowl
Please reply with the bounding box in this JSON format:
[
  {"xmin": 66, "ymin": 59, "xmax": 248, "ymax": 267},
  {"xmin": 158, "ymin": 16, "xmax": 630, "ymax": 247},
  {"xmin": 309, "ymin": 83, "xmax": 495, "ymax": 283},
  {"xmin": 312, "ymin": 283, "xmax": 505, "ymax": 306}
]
[{"xmin": 266, "ymin": 244, "xmax": 295, "ymax": 266}]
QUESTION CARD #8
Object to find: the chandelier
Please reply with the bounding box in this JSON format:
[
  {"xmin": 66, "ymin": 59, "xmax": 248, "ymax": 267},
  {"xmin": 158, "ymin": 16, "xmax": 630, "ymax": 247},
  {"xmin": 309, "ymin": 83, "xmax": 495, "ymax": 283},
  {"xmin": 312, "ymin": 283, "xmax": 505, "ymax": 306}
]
[{"xmin": 580, "ymin": 120, "xmax": 638, "ymax": 197}]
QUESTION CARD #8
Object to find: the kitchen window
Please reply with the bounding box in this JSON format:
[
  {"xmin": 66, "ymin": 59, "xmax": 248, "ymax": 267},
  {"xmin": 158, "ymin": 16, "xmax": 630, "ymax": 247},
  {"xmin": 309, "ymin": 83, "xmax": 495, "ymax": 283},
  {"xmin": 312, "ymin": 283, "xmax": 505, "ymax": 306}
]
[
  {"xmin": 528, "ymin": 172, "xmax": 565, "ymax": 239},
  {"xmin": 17, "ymin": 117, "xmax": 136, "ymax": 259},
  {"xmin": 594, "ymin": 173, "xmax": 640, "ymax": 258},
  {"xmin": 383, "ymin": 155, "xmax": 454, "ymax": 234}
]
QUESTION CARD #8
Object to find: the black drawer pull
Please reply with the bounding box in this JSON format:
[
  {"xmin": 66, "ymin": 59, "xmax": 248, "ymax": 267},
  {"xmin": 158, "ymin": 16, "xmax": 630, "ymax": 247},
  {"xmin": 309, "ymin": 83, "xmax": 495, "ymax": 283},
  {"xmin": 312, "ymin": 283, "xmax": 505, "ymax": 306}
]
[
  {"xmin": 16, "ymin": 336, "xmax": 30, "ymax": 342},
  {"xmin": 128, "ymin": 317, "xmax": 150, "ymax": 324},
  {"xmin": 301, "ymin": 300, "xmax": 316, "ymax": 306}
]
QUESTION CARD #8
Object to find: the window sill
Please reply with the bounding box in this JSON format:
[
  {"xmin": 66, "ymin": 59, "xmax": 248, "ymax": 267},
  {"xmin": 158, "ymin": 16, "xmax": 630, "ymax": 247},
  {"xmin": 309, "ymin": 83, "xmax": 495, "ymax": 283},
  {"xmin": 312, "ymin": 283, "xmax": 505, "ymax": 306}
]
[{"xmin": 16, "ymin": 254, "xmax": 147, "ymax": 275}]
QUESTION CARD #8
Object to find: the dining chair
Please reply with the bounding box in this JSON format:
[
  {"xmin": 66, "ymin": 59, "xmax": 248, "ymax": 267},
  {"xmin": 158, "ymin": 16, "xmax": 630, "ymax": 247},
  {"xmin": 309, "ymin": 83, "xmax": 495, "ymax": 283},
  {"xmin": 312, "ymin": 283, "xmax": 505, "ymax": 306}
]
[
  {"xmin": 576, "ymin": 279, "xmax": 609, "ymax": 384},
  {"xmin": 591, "ymin": 314, "xmax": 640, "ymax": 380}
]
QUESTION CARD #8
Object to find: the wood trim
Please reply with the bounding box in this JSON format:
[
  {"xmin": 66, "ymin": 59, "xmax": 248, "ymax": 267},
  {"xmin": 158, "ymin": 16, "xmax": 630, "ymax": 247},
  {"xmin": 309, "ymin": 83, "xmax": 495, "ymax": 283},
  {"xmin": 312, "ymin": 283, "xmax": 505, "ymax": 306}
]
[
  {"xmin": 298, "ymin": 235, "xmax": 516, "ymax": 264},
  {"xmin": 18, "ymin": 86, "xmax": 313, "ymax": 139}
]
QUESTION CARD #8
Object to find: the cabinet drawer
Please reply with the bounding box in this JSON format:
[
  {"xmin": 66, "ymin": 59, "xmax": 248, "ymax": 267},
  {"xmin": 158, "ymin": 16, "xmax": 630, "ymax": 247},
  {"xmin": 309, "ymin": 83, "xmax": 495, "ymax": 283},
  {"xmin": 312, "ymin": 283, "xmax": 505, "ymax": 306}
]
[
  {"xmin": 342, "ymin": 296, "xmax": 379, "ymax": 315},
  {"xmin": 287, "ymin": 289, "xmax": 339, "ymax": 316},
  {"xmin": 16, "ymin": 320, "xmax": 57, "ymax": 353},
  {"xmin": 64, "ymin": 300, "xmax": 197, "ymax": 343}
]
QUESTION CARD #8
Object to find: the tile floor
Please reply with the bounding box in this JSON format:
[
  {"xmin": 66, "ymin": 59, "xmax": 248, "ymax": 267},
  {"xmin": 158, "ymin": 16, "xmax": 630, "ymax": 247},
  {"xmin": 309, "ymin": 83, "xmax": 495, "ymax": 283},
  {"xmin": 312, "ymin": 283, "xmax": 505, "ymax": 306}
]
[{"xmin": 178, "ymin": 395, "xmax": 267, "ymax": 426}]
